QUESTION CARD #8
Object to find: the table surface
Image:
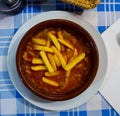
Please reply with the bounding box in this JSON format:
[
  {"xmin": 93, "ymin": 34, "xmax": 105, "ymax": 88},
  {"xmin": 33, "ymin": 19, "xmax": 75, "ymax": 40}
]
[{"xmin": 0, "ymin": 0, "xmax": 120, "ymax": 116}]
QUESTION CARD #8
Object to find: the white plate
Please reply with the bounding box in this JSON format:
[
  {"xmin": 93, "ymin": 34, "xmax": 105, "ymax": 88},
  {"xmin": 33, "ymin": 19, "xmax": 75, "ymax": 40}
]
[{"xmin": 7, "ymin": 11, "xmax": 107, "ymax": 111}]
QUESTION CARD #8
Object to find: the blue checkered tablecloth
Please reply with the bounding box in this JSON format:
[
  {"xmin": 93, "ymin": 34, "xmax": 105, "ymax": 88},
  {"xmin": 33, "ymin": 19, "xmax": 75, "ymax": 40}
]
[{"xmin": 0, "ymin": 0, "xmax": 120, "ymax": 116}]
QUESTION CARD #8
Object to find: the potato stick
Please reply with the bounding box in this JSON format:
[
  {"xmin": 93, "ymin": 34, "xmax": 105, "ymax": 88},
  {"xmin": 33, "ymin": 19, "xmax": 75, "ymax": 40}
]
[
  {"xmin": 42, "ymin": 77, "xmax": 59, "ymax": 87},
  {"xmin": 53, "ymin": 54, "xmax": 61, "ymax": 67},
  {"xmin": 47, "ymin": 53, "xmax": 57, "ymax": 71},
  {"xmin": 40, "ymin": 51, "xmax": 54, "ymax": 72},
  {"xmin": 64, "ymin": 52, "xmax": 85, "ymax": 71},
  {"xmin": 32, "ymin": 58, "xmax": 44, "ymax": 64},
  {"xmin": 46, "ymin": 38, "xmax": 51, "ymax": 47},
  {"xmin": 58, "ymin": 31, "xmax": 64, "ymax": 40},
  {"xmin": 32, "ymin": 38, "xmax": 46, "ymax": 45},
  {"xmin": 34, "ymin": 45, "xmax": 53, "ymax": 53},
  {"xmin": 52, "ymin": 46, "xmax": 66, "ymax": 68},
  {"xmin": 66, "ymin": 70, "xmax": 71, "ymax": 77},
  {"xmin": 31, "ymin": 65, "xmax": 47, "ymax": 71},
  {"xmin": 45, "ymin": 71, "xmax": 60, "ymax": 76},
  {"xmin": 48, "ymin": 32, "xmax": 61, "ymax": 51},
  {"xmin": 58, "ymin": 39, "xmax": 74, "ymax": 50}
]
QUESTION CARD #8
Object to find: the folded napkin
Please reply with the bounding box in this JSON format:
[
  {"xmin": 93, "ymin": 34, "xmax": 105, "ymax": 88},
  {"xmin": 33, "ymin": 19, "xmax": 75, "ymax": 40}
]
[{"xmin": 99, "ymin": 19, "xmax": 120, "ymax": 115}]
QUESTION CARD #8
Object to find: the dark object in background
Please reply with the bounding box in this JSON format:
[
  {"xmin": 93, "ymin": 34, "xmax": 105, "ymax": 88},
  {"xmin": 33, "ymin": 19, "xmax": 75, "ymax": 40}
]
[{"xmin": 0, "ymin": 0, "xmax": 26, "ymax": 15}]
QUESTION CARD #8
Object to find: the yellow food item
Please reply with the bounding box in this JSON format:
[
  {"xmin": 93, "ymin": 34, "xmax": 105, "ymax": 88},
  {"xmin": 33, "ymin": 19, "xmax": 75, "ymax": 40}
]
[
  {"xmin": 47, "ymin": 53, "xmax": 57, "ymax": 71},
  {"xmin": 53, "ymin": 54, "xmax": 61, "ymax": 67},
  {"xmin": 66, "ymin": 70, "xmax": 71, "ymax": 77},
  {"xmin": 46, "ymin": 38, "xmax": 51, "ymax": 47},
  {"xmin": 42, "ymin": 77, "xmax": 59, "ymax": 87},
  {"xmin": 58, "ymin": 38, "xmax": 74, "ymax": 50},
  {"xmin": 45, "ymin": 71, "xmax": 60, "ymax": 76},
  {"xmin": 48, "ymin": 32, "xmax": 61, "ymax": 51},
  {"xmin": 64, "ymin": 52, "xmax": 85, "ymax": 71},
  {"xmin": 52, "ymin": 46, "xmax": 66, "ymax": 68},
  {"xmin": 40, "ymin": 51, "xmax": 54, "ymax": 72},
  {"xmin": 32, "ymin": 58, "xmax": 44, "ymax": 64},
  {"xmin": 32, "ymin": 37, "xmax": 46, "ymax": 45},
  {"xmin": 34, "ymin": 45, "xmax": 53, "ymax": 53},
  {"xmin": 31, "ymin": 65, "xmax": 47, "ymax": 71}
]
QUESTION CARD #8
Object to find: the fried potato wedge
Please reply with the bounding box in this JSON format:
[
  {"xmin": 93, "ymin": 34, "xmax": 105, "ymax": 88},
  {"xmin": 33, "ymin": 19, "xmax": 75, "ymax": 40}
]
[
  {"xmin": 66, "ymin": 70, "xmax": 71, "ymax": 77},
  {"xmin": 32, "ymin": 58, "xmax": 44, "ymax": 64},
  {"xmin": 45, "ymin": 71, "xmax": 60, "ymax": 76},
  {"xmin": 34, "ymin": 45, "xmax": 53, "ymax": 53},
  {"xmin": 52, "ymin": 46, "xmax": 66, "ymax": 68},
  {"xmin": 47, "ymin": 53, "xmax": 57, "ymax": 71},
  {"xmin": 48, "ymin": 32, "xmax": 61, "ymax": 51},
  {"xmin": 42, "ymin": 77, "xmax": 59, "ymax": 87},
  {"xmin": 58, "ymin": 38, "xmax": 74, "ymax": 50},
  {"xmin": 53, "ymin": 54, "xmax": 61, "ymax": 67},
  {"xmin": 40, "ymin": 51, "xmax": 54, "ymax": 72},
  {"xmin": 31, "ymin": 65, "xmax": 47, "ymax": 71},
  {"xmin": 64, "ymin": 52, "xmax": 85, "ymax": 71},
  {"xmin": 32, "ymin": 37, "xmax": 46, "ymax": 45}
]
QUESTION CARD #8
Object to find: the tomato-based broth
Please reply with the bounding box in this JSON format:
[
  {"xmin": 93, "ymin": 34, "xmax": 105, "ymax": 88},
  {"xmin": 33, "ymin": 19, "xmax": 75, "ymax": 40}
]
[{"xmin": 18, "ymin": 26, "xmax": 96, "ymax": 96}]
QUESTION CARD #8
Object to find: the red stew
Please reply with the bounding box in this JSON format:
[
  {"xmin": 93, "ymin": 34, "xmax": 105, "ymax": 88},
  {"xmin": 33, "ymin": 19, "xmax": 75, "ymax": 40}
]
[{"xmin": 18, "ymin": 27, "xmax": 95, "ymax": 95}]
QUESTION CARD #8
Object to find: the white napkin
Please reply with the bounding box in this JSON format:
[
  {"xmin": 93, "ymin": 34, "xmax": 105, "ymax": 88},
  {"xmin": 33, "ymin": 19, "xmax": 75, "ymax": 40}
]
[{"xmin": 99, "ymin": 19, "xmax": 120, "ymax": 115}]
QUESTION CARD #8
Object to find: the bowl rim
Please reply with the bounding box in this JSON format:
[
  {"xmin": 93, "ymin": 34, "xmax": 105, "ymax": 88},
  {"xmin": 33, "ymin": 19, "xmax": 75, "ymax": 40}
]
[{"xmin": 16, "ymin": 19, "xmax": 99, "ymax": 101}]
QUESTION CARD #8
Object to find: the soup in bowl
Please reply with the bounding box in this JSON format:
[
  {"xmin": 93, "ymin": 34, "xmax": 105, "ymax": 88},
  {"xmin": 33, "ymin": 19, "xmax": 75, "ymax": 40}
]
[{"xmin": 16, "ymin": 19, "xmax": 99, "ymax": 101}]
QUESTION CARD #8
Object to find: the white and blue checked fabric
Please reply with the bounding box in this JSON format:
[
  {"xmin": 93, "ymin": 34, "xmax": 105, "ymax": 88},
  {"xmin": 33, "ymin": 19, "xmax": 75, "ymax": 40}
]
[{"xmin": 0, "ymin": 0, "xmax": 120, "ymax": 116}]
